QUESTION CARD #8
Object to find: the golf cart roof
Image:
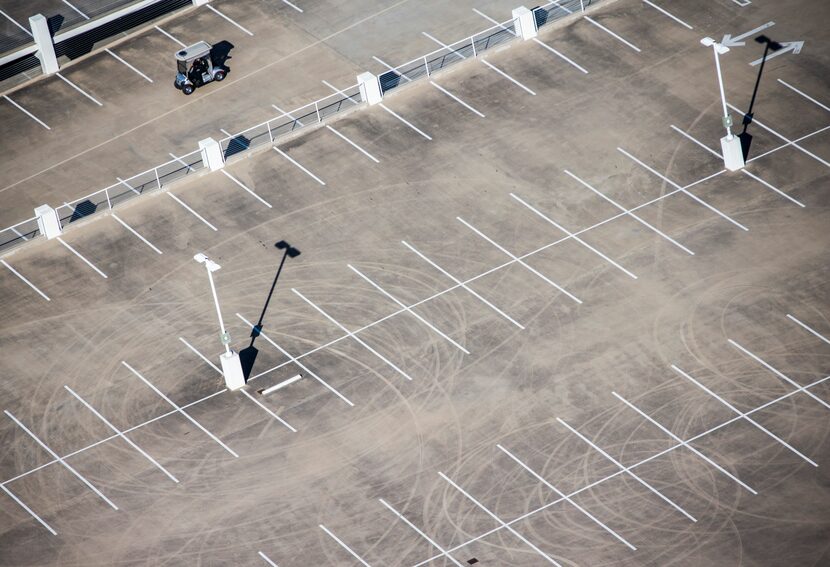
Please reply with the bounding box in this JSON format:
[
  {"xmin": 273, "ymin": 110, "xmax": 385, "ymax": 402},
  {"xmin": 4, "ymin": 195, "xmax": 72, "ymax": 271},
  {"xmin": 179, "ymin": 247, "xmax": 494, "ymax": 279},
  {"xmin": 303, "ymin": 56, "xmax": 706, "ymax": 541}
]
[{"xmin": 175, "ymin": 41, "xmax": 212, "ymax": 62}]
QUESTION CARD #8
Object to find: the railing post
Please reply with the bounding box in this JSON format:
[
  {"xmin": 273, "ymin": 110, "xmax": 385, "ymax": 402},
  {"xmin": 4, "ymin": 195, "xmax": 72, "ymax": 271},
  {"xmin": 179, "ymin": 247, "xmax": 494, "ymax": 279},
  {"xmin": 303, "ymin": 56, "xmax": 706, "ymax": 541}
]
[
  {"xmin": 471, "ymin": 35, "xmax": 477, "ymax": 57},
  {"xmin": 105, "ymin": 188, "xmax": 112, "ymax": 210},
  {"xmin": 314, "ymin": 101, "xmax": 321, "ymax": 122},
  {"xmin": 267, "ymin": 120, "xmax": 274, "ymax": 143},
  {"xmin": 154, "ymin": 168, "xmax": 161, "ymax": 190},
  {"xmin": 29, "ymin": 14, "xmax": 59, "ymax": 74},
  {"xmin": 512, "ymin": 6, "xmax": 538, "ymax": 40},
  {"xmin": 199, "ymin": 138, "xmax": 225, "ymax": 171},
  {"xmin": 34, "ymin": 205, "xmax": 62, "ymax": 239},
  {"xmin": 357, "ymin": 72, "xmax": 382, "ymax": 105},
  {"xmin": 423, "ymin": 55, "xmax": 430, "ymax": 76},
  {"xmin": 580, "ymin": 0, "xmax": 586, "ymax": 12}
]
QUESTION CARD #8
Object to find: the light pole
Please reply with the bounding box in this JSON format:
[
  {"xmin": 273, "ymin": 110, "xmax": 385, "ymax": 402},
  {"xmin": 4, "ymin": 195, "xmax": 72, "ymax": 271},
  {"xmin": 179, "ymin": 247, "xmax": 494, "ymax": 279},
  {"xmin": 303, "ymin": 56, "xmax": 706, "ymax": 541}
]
[
  {"xmin": 194, "ymin": 253, "xmax": 245, "ymax": 390},
  {"xmin": 701, "ymin": 37, "xmax": 744, "ymax": 171}
]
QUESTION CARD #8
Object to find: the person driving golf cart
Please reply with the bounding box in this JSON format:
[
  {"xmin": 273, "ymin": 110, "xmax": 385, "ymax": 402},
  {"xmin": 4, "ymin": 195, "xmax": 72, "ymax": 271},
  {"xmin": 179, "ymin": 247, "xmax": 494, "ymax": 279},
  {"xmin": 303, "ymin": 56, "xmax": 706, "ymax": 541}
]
[{"xmin": 174, "ymin": 41, "xmax": 226, "ymax": 95}]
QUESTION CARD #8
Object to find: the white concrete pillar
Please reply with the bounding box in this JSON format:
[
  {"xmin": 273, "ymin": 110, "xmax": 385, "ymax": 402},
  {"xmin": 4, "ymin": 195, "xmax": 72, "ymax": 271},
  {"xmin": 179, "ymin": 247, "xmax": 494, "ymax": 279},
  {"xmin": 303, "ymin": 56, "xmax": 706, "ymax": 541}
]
[
  {"xmin": 357, "ymin": 72, "xmax": 382, "ymax": 105},
  {"xmin": 192, "ymin": 0, "xmax": 211, "ymax": 6},
  {"xmin": 34, "ymin": 205, "xmax": 62, "ymax": 239},
  {"xmin": 220, "ymin": 351, "xmax": 245, "ymax": 390},
  {"xmin": 29, "ymin": 14, "xmax": 59, "ymax": 75},
  {"xmin": 199, "ymin": 137, "xmax": 225, "ymax": 171},
  {"xmin": 512, "ymin": 6, "xmax": 537, "ymax": 40},
  {"xmin": 720, "ymin": 135, "xmax": 745, "ymax": 171}
]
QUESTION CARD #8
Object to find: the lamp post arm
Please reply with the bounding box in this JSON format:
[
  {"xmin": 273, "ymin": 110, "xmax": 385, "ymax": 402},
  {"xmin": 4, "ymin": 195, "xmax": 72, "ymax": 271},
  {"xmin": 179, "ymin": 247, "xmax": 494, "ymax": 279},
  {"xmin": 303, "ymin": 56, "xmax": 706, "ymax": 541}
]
[
  {"xmin": 712, "ymin": 45, "xmax": 732, "ymax": 139},
  {"xmin": 205, "ymin": 265, "xmax": 231, "ymax": 355}
]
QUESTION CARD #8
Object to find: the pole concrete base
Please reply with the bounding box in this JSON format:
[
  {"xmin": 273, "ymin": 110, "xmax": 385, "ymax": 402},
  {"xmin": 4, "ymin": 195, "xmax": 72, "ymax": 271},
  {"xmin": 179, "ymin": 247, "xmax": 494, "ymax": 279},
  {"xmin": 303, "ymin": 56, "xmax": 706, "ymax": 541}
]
[
  {"xmin": 220, "ymin": 350, "xmax": 245, "ymax": 390},
  {"xmin": 720, "ymin": 135, "xmax": 745, "ymax": 171}
]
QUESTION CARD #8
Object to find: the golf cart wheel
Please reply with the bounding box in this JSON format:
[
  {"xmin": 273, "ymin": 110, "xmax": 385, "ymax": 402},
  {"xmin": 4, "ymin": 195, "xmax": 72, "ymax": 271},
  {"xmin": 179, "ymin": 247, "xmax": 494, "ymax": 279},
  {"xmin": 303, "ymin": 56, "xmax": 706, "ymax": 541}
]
[
  {"xmin": 173, "ymin": 80, "xmax": 181, "ymax": 89},
  {"xmin": 214, "ymin": 70, "xmax": 226, "ymax": 82},
  {"xmin": 182, "ymin": 84, "xmax": 194, "ymax": 95}
]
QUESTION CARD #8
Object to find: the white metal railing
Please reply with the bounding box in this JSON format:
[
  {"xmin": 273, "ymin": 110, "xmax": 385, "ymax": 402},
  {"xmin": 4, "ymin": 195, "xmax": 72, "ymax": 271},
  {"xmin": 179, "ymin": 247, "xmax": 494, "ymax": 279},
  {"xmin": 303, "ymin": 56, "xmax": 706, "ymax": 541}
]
[{"xmin": 0, "ymin": 0, "xmax": 595, "ymax": 255}]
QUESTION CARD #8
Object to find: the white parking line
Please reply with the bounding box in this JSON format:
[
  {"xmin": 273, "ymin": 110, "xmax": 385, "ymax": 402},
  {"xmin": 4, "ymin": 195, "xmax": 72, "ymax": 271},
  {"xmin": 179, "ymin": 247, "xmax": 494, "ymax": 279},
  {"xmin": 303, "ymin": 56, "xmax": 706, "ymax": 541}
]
[
  {"xmin": 612, "ymin": 392, "xmax": 756, "ymax": 493},
  {"xmin": 155, "ymin": 25, "xmax": 186, "ymax": 47},
  {"xmin": 430, "ymin": 81, "xmax": 485, "ymax": 118},
  {"xmin": 348, "ymin": 264, "xmax": 469, "ymax": 353},
  {"xmin": 62, "ymin": 0, "xmax": 89, "ymax": 18},
  {"xmin": 122, "ymin": 361, "xmax": 239, "ymax": 458},
  {"xmin": 221, "ymin": 170, "xmax": 273, "ymax": 208},
  {"xmin": 748, "ymin": 124, "xmax": 830, "ymax": 163},
  {"xmin": 727, "ymin": 102, "xmax": 830, "ymax": 168},
  {"xmin": 326, "ymin": 125, "xmax": 380, "ymax": 163},
  {"xmin": 293, "ymin": 288, "xmax": 414, "ymax": 381},
  {"xmin": 618, "ymin": 147, "xmax": 749, "ymax": 231},
  {"xmin": 422, "ymin": 31, "xmax": 467, "ymax": 62},
  {"xmin": 1, "ymin": 259, "xmax": 50, "ymax": 301},
  {"xmin": 564, "ymin": 169, "xmax": 695, "ymax": 254},
  {"xmin": 510, "ymin": 193, "xmax": 638, "ymax": 279},
  {"xmin": 261, "ymin": 374, "xmax": 302, "ymax": 395},
  {"xmin": 439, "ymin": 472, "xmax": 563, "ymax": 565},
  {"xmin": 272, "ymin": 104, "xmax": 305, "ymax": 127},
  {"xmin": 56, "ymin": 73, "xmax": 103, "ymax": 106},
  {"xmin": 457, "ymin": 217, "xmax": 581, "ymax": 303},
  {"xmin": 642, "ymin": 0, "xmax": 693, "ymax": 29},
  {"xmin": 3, "ymin": 95, "xmax": 50, "ymax": 130},
  {"xmin": 729, "ymin": 339, "xmax": 830, "ymax": 411},
  {"xmin": 532, "ymin": 37, "xmax": 590, "ymax": 73},
  {"xmin": 584, "ymin": 16, "xmax": 641, "ymax": 52},
  {"xmin": 105, "ymin": 49, "xmax": 154, "ymax": 83},
  {"xmin": 1, "ymin": 484, "xmax": 57, "ymax": 535},
  {"xmin": 240, "ymin": 389, "xmax": 296, "ymax": 432},
  {"xmin": 498, "ymin": 444, "xmax": 637, "ymax": 549},
  {"xmin": 169, "ymin": 152, "xmax": 195, "ymax": 173},
  {"xmin": 379, "ymin": 103, "xmax": 432, "ymax": 140},
  {"xmin": 57, "ymin": 237, "xmax": 108, "ymax": 278},
  {"xmin": 280, "ymin": 0, "xmax": 303, "ymax": 13},
  {"xmin": 372, "ymin": 55, "xmax": 411, "ymax": 82},
  {"xmin": 787, "ymin": 313, "xmax": 830, "ymax": 345},
  {"xmin": 379, "ymin": 498, "xmax": 466, "ymax": 567},
  {"xmin": 64, "ymin": 385, "xmax": 179, "ymax": 482},
  {"xmin": 273, "ymin": 147, "xmax": 326, "ymax": 185},
  {"xmin": 258, "ymin": 551, "xmax": 279, "ymax": 566},
  {"xmin": 5, "ymin": 410, "xmax": 119, "ymax": 509},
  {"xmin": 111, "ymin": 213, "xmax": 163, "ymax": 254},
  {"xmin": 0, "ymin": 9, "xmax": 31, "ymax": 36},
  {"xmin": 322, "ymin": 80, "xmax": 360, "ymax": 105},
  {"xmin": 669, "ymin": 125, "xmax": 804, "ymax": 207},
  {"xmin": 481, "ymin": 60, "xmax": 536, "ymax": 95},
  {"xmin": 237, "ymin": 313, "xmax": 355, "ymax": 406},
  {"xmin": 206, "ymin": 4, "xmax": 254, "ymax": 36},
  {"xmin": 166, "ymin": 192, "xmax": 218, "ymax": 231},
  {"xmin": 672, "ymin": 364, "xmax": 818, "ymax": 466},
  {"xmin": 402, "ymin": 240, "xmax": 524, "ymax": 329},
  {"xmin": 319, "ymin": 524, "xmax": 372, "ymax": 566},
  {"xmin": 778, "ymin": 79, "xmax": 830, "ymax": 112},
  {"xmin": 179, "ymin": 337, "xmax": 222, "ymax": 374},
  {"xmin": 117, "ymin": 176, "xmax": 141, "ymax": 195},
  {"xmin": 472, "ymin": 7, "xmax": 588, "ymax": 74},
  {"xmin": 558, "ymin": 417, "xmax": 697, "ymax": 522}
]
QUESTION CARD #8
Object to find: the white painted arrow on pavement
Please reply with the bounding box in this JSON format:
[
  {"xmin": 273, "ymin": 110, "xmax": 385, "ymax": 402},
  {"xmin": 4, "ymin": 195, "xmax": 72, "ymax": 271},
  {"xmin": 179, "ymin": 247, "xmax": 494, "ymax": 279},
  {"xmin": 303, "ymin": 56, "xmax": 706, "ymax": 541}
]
[
  {"xmin": 721, "ymin": 21, "xmax": 775, "ymax": 47},
  {"xmin": 750, "ymin": 41, "xmax": 804, "ymax": 66}
]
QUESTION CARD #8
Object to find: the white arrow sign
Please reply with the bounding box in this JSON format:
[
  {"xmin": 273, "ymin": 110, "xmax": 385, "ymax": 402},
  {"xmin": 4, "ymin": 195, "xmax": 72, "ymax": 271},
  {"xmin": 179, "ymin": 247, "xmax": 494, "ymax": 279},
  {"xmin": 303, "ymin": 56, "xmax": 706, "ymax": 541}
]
[
  {"xmin": 721, "ymin": 21, "xmax": 775, "ymax": 47},
  {"xmin": 750, "ymin": 41, "xmax": 804, "ymax": 66}
]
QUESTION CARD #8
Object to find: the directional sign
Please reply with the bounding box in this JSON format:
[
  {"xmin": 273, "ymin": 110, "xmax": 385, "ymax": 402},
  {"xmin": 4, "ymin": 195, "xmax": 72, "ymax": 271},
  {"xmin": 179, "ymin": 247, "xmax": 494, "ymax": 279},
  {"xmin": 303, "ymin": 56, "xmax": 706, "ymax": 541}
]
[
  {"xmin": 721, "ymin": 21, "xmax": 775, "ymax": 47},
  {"xmin": 750, "ymin": 41, "xmax": 804, "ymax": 66}
]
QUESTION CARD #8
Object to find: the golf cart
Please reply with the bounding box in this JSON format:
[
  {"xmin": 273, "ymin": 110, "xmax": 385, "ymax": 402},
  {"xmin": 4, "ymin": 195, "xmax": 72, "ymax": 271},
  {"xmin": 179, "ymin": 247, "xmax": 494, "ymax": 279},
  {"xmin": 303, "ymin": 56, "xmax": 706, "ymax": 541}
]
[{"xmin": 174, "ymin": 41, "xmax": 225, "ymax": 95}]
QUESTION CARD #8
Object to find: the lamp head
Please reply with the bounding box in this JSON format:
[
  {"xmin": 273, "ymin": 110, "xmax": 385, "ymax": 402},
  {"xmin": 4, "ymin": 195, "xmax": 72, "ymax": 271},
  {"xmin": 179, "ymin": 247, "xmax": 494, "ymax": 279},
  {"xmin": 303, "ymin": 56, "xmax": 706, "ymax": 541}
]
[{"xmin": 194, "ymin": 253, "xmax": 208, "ymax": 263}]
